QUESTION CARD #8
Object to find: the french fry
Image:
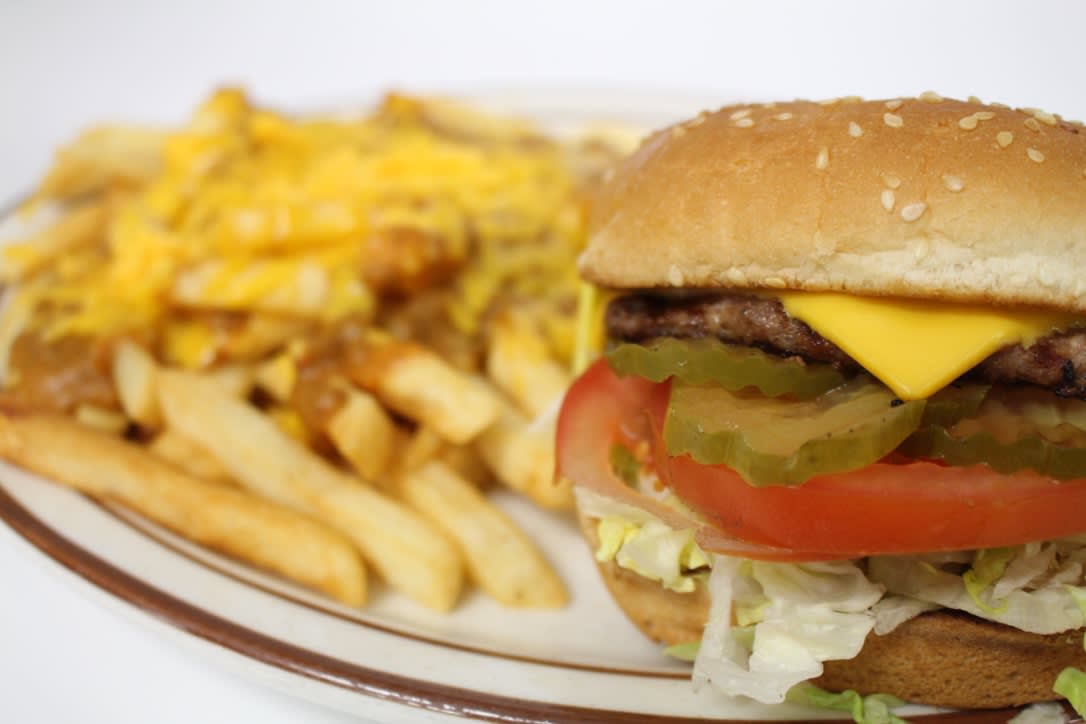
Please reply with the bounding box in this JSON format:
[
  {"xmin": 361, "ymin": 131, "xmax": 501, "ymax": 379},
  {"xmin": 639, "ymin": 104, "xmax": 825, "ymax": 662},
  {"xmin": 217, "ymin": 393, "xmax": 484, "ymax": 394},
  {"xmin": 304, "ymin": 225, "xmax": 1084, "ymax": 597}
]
[
  {"xmin": 254, "ymin": 352, "xmax": 296, "ymax": 402},
  {"xmin": 73, "ymin": 404, "xmax": 128, "ymax": 434},
  {"xmin": 0, "ymin": 201, "xmax": 108, "ymax": 283},
  {"xmin": 112, "ymin": 339, "xmax": 161, "ymax": 429},
  {"xmin": 32, "ymin": 125, "xmax": 166, "ymax": 203},
  {"xmin": 326, "ymin": 387, "xmax": 399, "ymax": 482},
  {"xmin": 157, "ymin": 370, "xmax": 464, "ymax": 610},
  {"xmin": 0, "ymin": 413, "xmax": 366, "ymax": 606},
  {"xmin": 149, "ymin": 428, "xmax": 236, "ymax": 485},
  {"xmin": 399, "ymin": 461, "xmax": 567, "ymax": 608},
  {"xmin": 207, "ymin": 363, "xmax": 254, "ymax": 398},
  {"xmin": 476, "ymin": 404, "xmax": 573, "ymax": 510},
  {"xmin": 354, "ymin": 341, "xmax": 501, "ymax": 444},
  {"xmin": 486, "ymin": 310, "xmax": 571, "ymax": 418}
]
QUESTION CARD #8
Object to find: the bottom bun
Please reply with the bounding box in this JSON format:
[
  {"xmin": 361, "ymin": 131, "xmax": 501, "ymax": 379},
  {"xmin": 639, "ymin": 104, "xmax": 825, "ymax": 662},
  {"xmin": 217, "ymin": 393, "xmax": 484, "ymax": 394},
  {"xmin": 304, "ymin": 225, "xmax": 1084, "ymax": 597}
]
[{"xmin": 579, "ymin": 510, "xmax": 1086, "ymax": 709}]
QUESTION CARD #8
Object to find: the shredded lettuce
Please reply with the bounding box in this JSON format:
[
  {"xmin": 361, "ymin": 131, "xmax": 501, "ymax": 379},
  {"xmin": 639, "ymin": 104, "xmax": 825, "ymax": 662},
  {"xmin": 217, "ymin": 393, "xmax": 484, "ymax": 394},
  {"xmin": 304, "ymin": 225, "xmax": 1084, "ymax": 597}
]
[
  {"xmin": 662, "ymin": 641, "xmax": 700, "ymax": 662},
  {"xmin": 1054, "ymin": 669, "xmax": 1086, "ymax": 720},
  {"xmin": 868, "ymin": 542, "xmax": 1086, "ymax": 634},
  {"xmin": 1009, "ymin": 702, "xmax": 1071, "ymax": 724},
  {"xmin": 963, "ymin": 546, "xmax": 1016, "ymax": 614},
  {"xmin": 786, "ymin": 683, "xmax": 905, "ymax": 724},
  {"xmin": 692, "ymin": 555, "xmax": 883, "ymax": 704},
  {"xmin": 1052, "ymin": 586, "xmax": 1086, "ymax": 718},
  {"xmin": 594, "ymin": 516, "xmax": 707, "ymax": 593}
]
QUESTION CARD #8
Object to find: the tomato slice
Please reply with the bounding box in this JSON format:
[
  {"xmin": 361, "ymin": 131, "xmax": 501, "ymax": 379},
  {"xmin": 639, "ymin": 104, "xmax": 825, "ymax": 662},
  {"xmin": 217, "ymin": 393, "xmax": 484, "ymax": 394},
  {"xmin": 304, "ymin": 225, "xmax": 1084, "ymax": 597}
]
[{"xmin": 558, "ymin": 359, "xmax": 1086, "ymax": 559}]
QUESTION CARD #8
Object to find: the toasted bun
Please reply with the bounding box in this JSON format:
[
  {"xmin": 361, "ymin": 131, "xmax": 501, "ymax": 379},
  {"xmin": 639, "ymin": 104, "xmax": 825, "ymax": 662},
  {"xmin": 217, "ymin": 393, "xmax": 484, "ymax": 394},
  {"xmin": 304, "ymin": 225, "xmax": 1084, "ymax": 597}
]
[
  {"xmin": 578, "ymin": 509, "xmax": 1086, "ymax": 709},
  {"xmin": 581, "ymin": 96, "xmax": 1086, "ymax": 312}
]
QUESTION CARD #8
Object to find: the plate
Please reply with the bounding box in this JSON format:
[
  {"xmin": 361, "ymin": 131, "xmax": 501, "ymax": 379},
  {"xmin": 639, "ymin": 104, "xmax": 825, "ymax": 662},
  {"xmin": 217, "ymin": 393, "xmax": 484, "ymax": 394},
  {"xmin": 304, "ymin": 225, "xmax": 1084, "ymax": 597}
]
[{"xmin": 0, "ymin": 93, "xmax": 1029, "ymax": 723}]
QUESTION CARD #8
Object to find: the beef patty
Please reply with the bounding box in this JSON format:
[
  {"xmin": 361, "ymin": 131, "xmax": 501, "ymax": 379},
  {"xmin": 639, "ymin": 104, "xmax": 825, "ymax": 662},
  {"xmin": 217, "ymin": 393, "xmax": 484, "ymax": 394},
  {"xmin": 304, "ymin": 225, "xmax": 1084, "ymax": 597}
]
[{"xmin": 606, "ymin": 293, "xmax": 1086, "ymax": 398}]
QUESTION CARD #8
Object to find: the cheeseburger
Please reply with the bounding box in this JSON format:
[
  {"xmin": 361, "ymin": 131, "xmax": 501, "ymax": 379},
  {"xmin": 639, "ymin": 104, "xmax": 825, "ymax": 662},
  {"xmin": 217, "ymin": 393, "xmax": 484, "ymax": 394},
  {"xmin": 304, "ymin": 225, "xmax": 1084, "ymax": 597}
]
[{"xmin": 556, "ymin": 95, "xmax": 1086, "ymax": 713}]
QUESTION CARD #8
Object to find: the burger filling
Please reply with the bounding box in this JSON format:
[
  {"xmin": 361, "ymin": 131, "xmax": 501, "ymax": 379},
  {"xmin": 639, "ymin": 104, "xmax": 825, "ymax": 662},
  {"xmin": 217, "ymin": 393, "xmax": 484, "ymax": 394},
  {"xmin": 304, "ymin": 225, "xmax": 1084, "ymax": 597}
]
[{"xmin": 559, "ymin": 288, "xmax": 1086, "ymax": 711}]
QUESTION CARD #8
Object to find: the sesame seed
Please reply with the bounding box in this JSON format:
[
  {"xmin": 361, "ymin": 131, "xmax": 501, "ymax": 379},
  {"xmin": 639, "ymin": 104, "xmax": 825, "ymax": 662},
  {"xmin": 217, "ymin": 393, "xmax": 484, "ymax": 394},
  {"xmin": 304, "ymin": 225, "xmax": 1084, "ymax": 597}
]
[
  {"xmin": 730, "ymin": 108, "xmax": 752, "ymax": 120},
  {"xmin": 668, "ymin": 265, "xmax": 684, "ymax": 286},
  {"xmin": 914, "ymin": 239, "xmax": 930, "ymax": 259},
  {"xmin": 734, "ymin": 118, "xmax": 754, "ymax": 128},
  {"xmin": 959, "ymin": 115, "xmax": 979, "ymax": 131},
  {"xmin": 1034, "ymin": 110, "xmax": 1058, "ymax": 126},
  {"xmin": 1027, "ymin": 147, "xmax": 1046, "ymax": 163},
  {"xmin": 996, "ymin": 131, "xmax": 1014, "ymax": 148},
  {"xmin": 974, "ymin": 111, "xmax": 996, "ymax": 121},
  {"xmin": 881, "ymin": 173, "xmax": 901, "ymax": 189},
  {"xmin": 765, "ymin": 276, "xmax": 787, "ymax": 289},
  {"xmin": 849, "ymin": 121, "xmax": 864, "ymax": 138},
  {"xmin": 1022, "ymin": 107, "xmax": 1042, "ymax": 114},
  {"xmin": 684, "ymin": 112, "xmax": 708, "ymax": 128},
  {"xmin": 990, "ymin": 102, "xmax": 1010, "ymax": 109},
  {"xmin": 725, "ymin": 268, "xmax": 748, "ymax": 285},
  {"xmin": 883, "ymin": 113, "xmax": 904, "ymax": 128},
  {"xmin": 900, "ymin": 202, "xmax": 927, "ymax": 222},
  {"xmin": 968, "ymin": 95, "xmax": 983, "ymax": 104},
  {"xmin": 885, "ymin": 99, "xmax": 903, "ymax": 110},
  {"xmin": 1024, "ymin": 118, "xmax": 1042, "ymax": 132},
  {"xmin": 819, "ymin": 98, "xmax": 841, "ymax": 106},
  {"xmin": 918, "ymin": 91, "xmax": 943, "ymax": 103},
  {"xmin": 881, "ymin": 189, "xmax": 896, "ymax": 212},
  {"xmin": 670, "ymin": 126, "xmax": 687, "ymax": 139},
  {"xmin": 815, "ymin": 147, "xmax": 830, "ymax": 170},
  {"xmin": 942, "ymin": 175, "xmax": 964, "ymax": 192},
  {"xmin": 773, "ymin": 112, "xmax": 794, "ymax": 121}
]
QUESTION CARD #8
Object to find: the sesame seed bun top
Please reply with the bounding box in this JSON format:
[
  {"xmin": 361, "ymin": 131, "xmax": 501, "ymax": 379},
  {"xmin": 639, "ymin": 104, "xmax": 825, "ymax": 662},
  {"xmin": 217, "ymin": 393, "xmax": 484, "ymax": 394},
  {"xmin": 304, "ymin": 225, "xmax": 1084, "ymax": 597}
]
[{"xmin": 580, "ymin": 95, "xmax": 1086, "ymax": 311}]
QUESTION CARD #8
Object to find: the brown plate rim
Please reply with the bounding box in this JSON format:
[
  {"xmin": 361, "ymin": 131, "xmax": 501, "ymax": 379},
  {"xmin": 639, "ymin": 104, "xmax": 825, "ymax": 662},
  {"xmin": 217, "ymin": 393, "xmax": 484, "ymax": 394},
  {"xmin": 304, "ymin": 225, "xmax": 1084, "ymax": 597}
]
[{"xmin": 0, "ymin": 476, "xmax": 1030, "ymax": 724}]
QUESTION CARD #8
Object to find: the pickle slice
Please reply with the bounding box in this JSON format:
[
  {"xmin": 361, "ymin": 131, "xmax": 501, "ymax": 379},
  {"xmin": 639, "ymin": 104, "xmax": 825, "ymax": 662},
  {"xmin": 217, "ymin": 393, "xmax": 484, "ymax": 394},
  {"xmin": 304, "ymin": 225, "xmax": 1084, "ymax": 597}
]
[
  {"xmin": 902, "ymin": 391, "xmax": 1086, "ymax": 479},
  {"xmin": 900, "ymin": 425, "xmax": 1086, "ymax": 479},
  {"xmin": 920, "ymin": 383, "xmax": 990, "ymax": 428},
  {"xmin": 664, "ymin": 377, "xmax": 926, "ymax": 486},
  {"xmin": 606, "ymin": 337, "xmax": 847, "ymax": 400}
]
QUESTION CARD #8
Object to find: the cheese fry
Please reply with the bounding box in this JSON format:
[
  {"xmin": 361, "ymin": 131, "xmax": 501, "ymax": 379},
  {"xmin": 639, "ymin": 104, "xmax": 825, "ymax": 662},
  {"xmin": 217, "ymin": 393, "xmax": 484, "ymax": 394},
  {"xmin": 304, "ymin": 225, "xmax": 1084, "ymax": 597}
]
[
  {"xmin": 0, "ymin": 413, "xmax": 365, "ymax": 605},
  {"xmin": 0, "ymin": 201, "xmax": 108, "ymax": 283},
  {"xmin": 158, "ymin": 370, "xmax": 464, "ymax": 610},
  {"xmin": 486, "ymin": 310, "xmax": 571, "ymax": 418},
  {"xmin": 399, "ymin": 461, "xmax": 567, "ymax": 608},
  {"xmin": 32, "ymin": 125, "xmax": 165, "ymax": 203},
  {"xmin": 476, "ymin": 404, "xmax": 573, "ymax": 510}
]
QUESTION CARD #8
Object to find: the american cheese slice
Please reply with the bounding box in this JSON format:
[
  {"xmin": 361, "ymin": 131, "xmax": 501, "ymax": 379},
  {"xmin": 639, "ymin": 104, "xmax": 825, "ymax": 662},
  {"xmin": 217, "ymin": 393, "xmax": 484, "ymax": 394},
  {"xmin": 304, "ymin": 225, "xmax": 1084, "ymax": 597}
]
[{"xmin": 776, "ymin": 292, "xmax": 1077, "ymax": 400}]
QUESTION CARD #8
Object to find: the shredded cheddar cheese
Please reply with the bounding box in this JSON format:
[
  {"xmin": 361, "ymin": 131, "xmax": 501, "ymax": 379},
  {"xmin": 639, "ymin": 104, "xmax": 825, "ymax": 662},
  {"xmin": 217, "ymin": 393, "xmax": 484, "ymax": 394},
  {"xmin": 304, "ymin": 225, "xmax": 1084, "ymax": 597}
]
[{"xmin": 3, "ymin": 88, "xmax": 596, "ymax": 372}]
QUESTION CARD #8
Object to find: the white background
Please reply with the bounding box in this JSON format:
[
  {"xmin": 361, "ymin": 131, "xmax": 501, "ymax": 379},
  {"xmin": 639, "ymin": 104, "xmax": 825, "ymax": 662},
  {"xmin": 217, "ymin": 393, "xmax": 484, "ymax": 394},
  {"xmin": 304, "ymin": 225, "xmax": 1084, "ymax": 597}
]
[{"xmin": 2, "ymin": 1, "xmax": 1085, "ymax": 722}]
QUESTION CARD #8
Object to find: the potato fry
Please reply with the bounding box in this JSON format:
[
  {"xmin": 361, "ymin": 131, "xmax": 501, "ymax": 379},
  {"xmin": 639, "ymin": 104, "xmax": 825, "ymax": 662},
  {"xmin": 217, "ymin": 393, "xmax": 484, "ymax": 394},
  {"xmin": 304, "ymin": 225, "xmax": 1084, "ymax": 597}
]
[
  {"xmin": 326, "ymin": 387, "xmax": 398, "ymax": 482},
  {"xmin": 486, "ymin": 311, "xmax": 570, "ymax": 418},
  {"xmin": 0, "ymin": 413, "xmax": 365, "ymax": 605},
  {"xmin": 206, "ymin": 363, "xmax": 254, "ymax": 398},
  {"xmin": 400, "ymin": 461, "xmax": 567, "ymax": 608},
  {"xmin": 74, "ymin": 404, "xmax": 128, "ymax": 434},
  {"xmin": 158, "ymin": 370, "xmax": 464, "ymax": 610},
  {"xmin": 357, "ymin": 343, "xmax": 500, "ymax": 445},
  {"xmin": 32, "ymin": 125, "xmax": 165, "ymax": 203},
  {"xmin": 113, "ymin": 339, "xmax": 161, "ymax": 429},
  {"xmin": 0, "ymin": 201, "xmax": 108, "ymax": 283},
  {"xmin": 254, "ymin": 352, "xmax": 296, "ymax": 402},
  {"xmin": 476, "ymin": 404, "xmax": 573, "ymax": 510},
  {"xmin": 148, "ymin": 428, "xmax": 235, "ymax": 485}
]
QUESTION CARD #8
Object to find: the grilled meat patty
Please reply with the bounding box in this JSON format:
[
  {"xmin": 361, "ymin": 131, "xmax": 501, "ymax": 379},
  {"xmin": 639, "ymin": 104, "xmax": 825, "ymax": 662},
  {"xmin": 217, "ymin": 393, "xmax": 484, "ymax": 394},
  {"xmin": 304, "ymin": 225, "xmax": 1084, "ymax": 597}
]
[{"xmin": 606, "ymin": 292, "xmax": 1086, "ymax": 398}]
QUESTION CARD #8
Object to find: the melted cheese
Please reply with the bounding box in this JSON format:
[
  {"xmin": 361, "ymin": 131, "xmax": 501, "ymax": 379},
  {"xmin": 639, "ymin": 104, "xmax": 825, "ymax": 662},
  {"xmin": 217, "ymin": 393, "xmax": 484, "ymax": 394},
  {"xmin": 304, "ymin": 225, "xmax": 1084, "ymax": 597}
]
[{"xmin": 777, "ymin": 292, "xmax": 1077, "ymax": 400}]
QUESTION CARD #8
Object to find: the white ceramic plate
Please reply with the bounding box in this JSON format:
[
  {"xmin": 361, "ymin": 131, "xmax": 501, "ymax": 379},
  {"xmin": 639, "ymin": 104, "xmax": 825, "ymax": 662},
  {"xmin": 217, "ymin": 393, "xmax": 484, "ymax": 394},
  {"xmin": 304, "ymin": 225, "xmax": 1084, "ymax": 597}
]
[{"xmin": 0, "ymin": 94, "xmax": 1014, "ymax": 723}]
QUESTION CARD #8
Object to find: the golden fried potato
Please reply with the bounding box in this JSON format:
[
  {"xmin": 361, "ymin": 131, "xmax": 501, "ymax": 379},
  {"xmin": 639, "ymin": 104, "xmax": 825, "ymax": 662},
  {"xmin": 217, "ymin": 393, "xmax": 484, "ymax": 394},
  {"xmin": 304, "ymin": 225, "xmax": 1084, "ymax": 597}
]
[{"xmin": 0, "ymin": 413, "xmax": 366, "ymax": 605}]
